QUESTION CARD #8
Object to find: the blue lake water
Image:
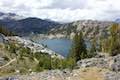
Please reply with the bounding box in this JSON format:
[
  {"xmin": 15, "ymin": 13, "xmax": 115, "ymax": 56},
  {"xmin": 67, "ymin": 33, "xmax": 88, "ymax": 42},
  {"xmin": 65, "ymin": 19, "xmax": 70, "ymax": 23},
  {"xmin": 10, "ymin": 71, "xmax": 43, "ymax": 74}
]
[
  {"xmin": 36, "ymin": 39, "xmax": 91, "ymax": 57},
  {"xmin": 38, "ymin": 39, "xmax": 72, "ymax": 57}
]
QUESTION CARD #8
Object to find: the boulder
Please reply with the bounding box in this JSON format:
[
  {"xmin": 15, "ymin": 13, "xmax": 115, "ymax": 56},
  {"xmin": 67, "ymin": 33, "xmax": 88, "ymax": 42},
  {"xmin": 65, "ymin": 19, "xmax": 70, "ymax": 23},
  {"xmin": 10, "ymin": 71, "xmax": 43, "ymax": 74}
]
[
  {"xmin": 111, "ymin": 62, "xmax": 120, "ymax": 72},
  {"xmin": 105, "ymin": 72, "xmax": 120, "ymax": 80},
  {"xmin": 77, "ymin": 58, "xmax": 109, "ymax": 68},
  {"xmin": 111, "ymin": 54, "xmax": 120, "ymax": 72}
]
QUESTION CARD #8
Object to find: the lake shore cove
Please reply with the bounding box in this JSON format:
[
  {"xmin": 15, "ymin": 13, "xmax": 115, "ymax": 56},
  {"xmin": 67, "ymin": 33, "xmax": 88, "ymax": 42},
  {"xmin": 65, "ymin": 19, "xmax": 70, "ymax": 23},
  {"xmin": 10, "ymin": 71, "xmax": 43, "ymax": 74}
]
[{"xmin": 36, "ymin": 39, "xmax": 72, "ymax": 57}]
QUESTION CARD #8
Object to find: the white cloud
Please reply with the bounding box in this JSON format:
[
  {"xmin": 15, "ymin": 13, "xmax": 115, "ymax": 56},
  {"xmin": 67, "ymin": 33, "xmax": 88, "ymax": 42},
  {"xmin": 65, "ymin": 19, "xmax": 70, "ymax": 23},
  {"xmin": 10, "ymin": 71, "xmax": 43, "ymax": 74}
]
[{"xmin": 0, "ymin": 0, "xmax": 120, "ymax": 22}]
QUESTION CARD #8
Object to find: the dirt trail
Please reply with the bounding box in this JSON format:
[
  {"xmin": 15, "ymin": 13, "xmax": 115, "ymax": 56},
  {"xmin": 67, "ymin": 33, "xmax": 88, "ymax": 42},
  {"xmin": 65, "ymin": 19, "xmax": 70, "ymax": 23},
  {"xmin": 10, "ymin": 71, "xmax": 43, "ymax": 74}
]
[{"xmin": 0, "ymin": 58, "xmax": 16, "ymax": 69}]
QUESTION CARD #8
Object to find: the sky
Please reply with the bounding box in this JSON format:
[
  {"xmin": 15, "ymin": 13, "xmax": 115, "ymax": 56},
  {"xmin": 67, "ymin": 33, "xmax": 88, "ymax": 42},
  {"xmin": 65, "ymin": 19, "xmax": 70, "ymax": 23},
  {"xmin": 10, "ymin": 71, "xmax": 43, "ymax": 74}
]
[{"xmin": 0, "ymin": 0, "xmax": 120, "ymax": 22}]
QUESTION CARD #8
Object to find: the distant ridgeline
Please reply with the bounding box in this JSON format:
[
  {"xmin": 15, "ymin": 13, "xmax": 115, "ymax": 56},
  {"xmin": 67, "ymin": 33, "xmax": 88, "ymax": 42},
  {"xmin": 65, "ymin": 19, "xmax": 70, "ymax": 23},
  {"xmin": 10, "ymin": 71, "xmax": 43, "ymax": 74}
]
[
  {"xmin": 0, "ymin": 17, "xmax": 61, "ymax": 36},
  {"xmin": 0, "ymin": 24, "xmax": 16, "ymax": 36}
]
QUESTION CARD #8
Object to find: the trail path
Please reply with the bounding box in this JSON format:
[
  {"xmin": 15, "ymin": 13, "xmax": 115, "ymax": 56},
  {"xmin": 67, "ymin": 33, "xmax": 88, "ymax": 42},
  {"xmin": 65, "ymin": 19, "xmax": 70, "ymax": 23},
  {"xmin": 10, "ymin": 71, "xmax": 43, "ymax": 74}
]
[{"xmin": 0, "ymin": 58, "xmax": 16, "ymax": 69}]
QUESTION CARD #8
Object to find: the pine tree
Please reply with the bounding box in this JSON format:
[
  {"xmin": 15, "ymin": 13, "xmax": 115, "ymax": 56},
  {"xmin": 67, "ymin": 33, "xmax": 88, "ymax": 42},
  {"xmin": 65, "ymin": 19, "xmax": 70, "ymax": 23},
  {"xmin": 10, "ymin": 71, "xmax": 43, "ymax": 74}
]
[
  {"xmin": 88, "ymin": 37, "xmax": 97, "ymax": 58},
  {"xmin": 109, "ymin": 23, "xmax": 120, "ymax": 56},
  {"xmin": 69, "ymin": 31, "xmax": 87, "ymax": 62}
]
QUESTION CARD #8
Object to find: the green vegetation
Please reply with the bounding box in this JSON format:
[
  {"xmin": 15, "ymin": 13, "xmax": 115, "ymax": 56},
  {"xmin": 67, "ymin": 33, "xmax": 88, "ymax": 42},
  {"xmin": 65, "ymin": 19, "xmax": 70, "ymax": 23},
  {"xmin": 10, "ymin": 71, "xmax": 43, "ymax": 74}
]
[
  {"xmin": 109, "ymin": 23, "xmax": 120, "ymax": 56},
  {"xmin": 69, "ymin": 31, "xmax": 88, "ymax": 62},
  {"xmin": 33, "ymin": 53, "xmax": 75, "ymax": 71},
  {"xmin": 88, "ymin": 38, "xmax": 97, "ymax": 58},
  {"xmin": 69, "ymin": 31, "xmax": 97, "ymax": 62},
  {"xmin": 98, "ymin": 23, "xmax": 120, "ymax": 56}
]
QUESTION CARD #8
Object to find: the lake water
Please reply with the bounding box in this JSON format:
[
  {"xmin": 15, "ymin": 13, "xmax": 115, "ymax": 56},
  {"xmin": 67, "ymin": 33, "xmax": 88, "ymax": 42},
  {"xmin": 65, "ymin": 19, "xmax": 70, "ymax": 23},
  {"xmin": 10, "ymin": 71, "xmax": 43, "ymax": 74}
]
[
  {"xmin": 37, "ymin": 39, "xmax": 72, "ymax": 57},
  {"xmin": 36, "ymin": 39, "xmax": 91, "ymax": 57}
]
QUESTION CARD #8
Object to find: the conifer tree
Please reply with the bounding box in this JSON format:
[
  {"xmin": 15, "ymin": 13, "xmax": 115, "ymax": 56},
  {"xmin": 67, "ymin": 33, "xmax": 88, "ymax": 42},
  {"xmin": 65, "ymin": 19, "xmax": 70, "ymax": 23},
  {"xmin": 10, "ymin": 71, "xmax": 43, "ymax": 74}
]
[
  {"xmin": 70, "ymin": 31, "xmax": 87, "ymax": 62},
  {"xmin": 109, "ymin": 23, "xmax": 120, "ymax": 56}
]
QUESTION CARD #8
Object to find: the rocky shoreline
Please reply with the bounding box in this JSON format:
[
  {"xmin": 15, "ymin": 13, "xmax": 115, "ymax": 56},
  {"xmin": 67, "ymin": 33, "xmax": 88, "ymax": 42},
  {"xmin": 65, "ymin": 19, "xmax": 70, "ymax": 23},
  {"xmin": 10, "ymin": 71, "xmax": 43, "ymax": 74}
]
[{"xmin": 5, "ymin": 36, "xmax": 64, "ymax": 59}]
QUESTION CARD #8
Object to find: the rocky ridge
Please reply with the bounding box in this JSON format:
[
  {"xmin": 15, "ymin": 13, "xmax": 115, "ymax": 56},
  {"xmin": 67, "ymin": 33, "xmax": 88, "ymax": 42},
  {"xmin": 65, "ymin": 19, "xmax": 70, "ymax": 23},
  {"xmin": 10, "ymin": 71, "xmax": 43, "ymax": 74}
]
[
  {"xmin": 29, "ymin": 20, "xmax": 115, "ymax": 41},
  {"xmin": 47, "ymin": 20, "xmax": 114, "ymax": 40}
]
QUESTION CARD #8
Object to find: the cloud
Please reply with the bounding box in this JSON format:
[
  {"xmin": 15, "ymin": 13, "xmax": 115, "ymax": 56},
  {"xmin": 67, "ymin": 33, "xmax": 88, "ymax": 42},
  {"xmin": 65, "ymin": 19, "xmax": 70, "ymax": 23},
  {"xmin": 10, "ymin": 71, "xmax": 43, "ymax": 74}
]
[
  {"xmin": 0, "ymin": 0, "xmax": 120, "ymax": 22},
  {"xmin": 42, "ymin": 0, "xmax": 88, "ymax": 9}
]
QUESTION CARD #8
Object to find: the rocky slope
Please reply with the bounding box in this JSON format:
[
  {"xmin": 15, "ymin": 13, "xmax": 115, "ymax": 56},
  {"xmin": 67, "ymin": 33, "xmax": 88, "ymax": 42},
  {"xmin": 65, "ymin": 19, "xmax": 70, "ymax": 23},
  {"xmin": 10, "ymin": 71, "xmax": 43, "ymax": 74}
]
[
  {"xmin": 0, "ymin": 35, "xmax": 64, "ymax": 77},
  {"xmin": 48, "ymin": 20, "xmax": 114, "ymax": 40},
  {"xmin": 1, "ymin": 53, "xmax": 120, "ymax": 80},
  {"xmin": 6, "ymin": 36, "xmax": 63, "ymax": 59},
  {"xmin": 30, "ymin": 20, "xmax": 116, "ymax": 41}
]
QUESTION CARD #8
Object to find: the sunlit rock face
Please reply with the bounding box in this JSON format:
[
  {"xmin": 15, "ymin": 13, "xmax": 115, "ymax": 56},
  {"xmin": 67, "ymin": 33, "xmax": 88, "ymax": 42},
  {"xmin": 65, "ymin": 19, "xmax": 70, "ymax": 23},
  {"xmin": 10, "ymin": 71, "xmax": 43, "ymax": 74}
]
[{"xmin": 48, "ymin": 20, "xmax": 114, "ymax": 40}]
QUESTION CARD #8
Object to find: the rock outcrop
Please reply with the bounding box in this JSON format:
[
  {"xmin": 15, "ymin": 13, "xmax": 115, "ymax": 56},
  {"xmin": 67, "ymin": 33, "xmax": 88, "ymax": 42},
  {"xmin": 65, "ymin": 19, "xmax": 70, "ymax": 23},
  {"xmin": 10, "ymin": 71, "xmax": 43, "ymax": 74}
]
[
  {"xmin": 77, "ymin": 57, "xmax": 110, "ymax": 69},
  {"xmin": 48, "ymin": 20, "xmax": 114, "ymax": 40},
  {"xmin": 1, "ymin": 54, "xmax": 120, "ymax": 80}
]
